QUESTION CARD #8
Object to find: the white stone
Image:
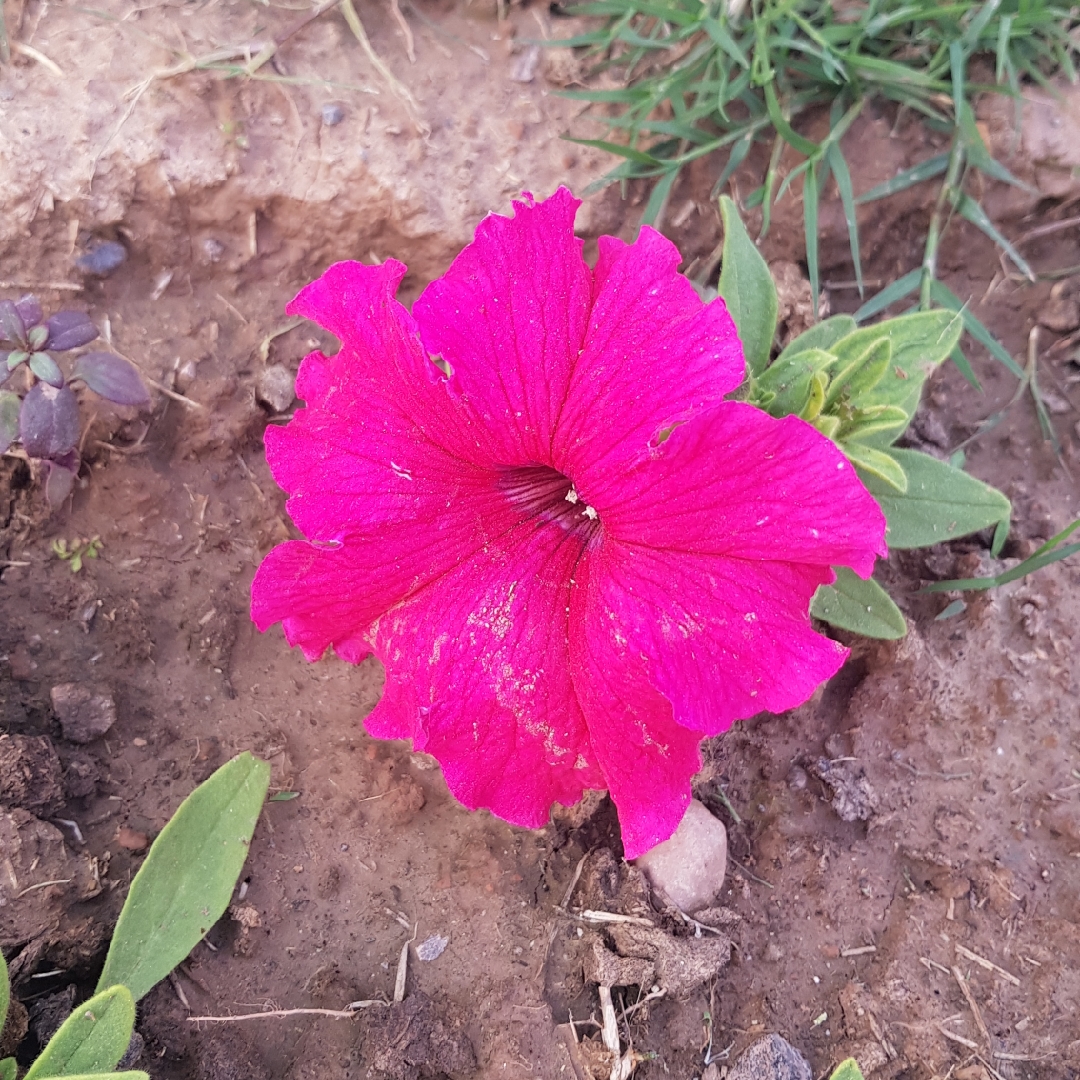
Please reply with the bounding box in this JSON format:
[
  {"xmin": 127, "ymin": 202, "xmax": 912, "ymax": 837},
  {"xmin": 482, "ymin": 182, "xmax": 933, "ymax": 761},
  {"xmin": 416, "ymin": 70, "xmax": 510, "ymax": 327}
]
[
  {"xmin": 634, "ymin": 799, "xmax": 727, "ymax": 913},
  {"xmin": 256, "ymin": 364, "xmax": 296, "ymax": 414}
]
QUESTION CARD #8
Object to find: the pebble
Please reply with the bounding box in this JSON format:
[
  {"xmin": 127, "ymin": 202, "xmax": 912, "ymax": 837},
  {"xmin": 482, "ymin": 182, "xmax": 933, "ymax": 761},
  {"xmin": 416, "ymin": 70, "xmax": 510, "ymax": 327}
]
[
  {"xmin": 634, "ymin": 799, "xmax": 727, "ymax": 913},
  {"xmin": 50, "ymin": 682, "xmax": 117, "ymax": 743},
  {"xmin": 416, "ymin": 933, "xmax": 449, "ymax": 961},
  {"xmin": 727, "ymin": 1034, "xmax": 812, "ymax": 1080},
  {"xmin": 256, "ymin": 364, "xmax": 296, "ymax": 413},
  {"xmin": 116, "ymin": 825, "xmax": 149, "ymax": 852},
  {"xmin": 75, "ymin": 241, "xmax": 127, "ymax": 277},
  {"xmin": 321, "ymin": 102, "xmax": 345, "ymax": 126}
]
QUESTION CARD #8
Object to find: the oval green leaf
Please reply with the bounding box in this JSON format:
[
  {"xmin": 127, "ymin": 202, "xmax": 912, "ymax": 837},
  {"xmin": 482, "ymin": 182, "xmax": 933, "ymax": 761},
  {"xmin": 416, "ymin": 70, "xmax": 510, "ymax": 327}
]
[
  {"xmin": 0, "ymin": 1059, "xmax": 16, "ymax": 1080},
  {"xmin": 718, "ymin": 195, "xmax": 778, "ymax": 377},
  {"xmin": 846, "ymin": 443, "xmax": 908, "ymax": 492},
  {"xmin": 863, "ymin": 449, "xmax": 1011, "ymax": 549},
  {"xmin": 811, "ymin": 567, "xmax": 907, "ymax": 640},
  {"xmin": 95, "ymin": 752, "xmax": 270, "ymax": 1002},
  {"xmin": 0, "ymin": 947, "xmax": 9, "ymax": 1035},
  {"xmin": 23, "ymin": 986, "xmax": 135, "ymax": 1080},
  {"xmin": 829, "ymin": 1060, "xmax": 866, "ymax": 1080},
  {"xmin": 777, "ymin": 314, "xmax": 857, "ymax": 360},
  {"xmin": 754, "ymin": 347, "xmax": 836, "ymax": 418}
]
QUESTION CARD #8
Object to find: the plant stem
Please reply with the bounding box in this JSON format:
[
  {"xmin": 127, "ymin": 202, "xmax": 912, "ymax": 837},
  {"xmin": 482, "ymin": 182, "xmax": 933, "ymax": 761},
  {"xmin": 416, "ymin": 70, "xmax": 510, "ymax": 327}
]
[{"xmin": 919, "ymin": 136, "xmax": 965, "ymax": 310}]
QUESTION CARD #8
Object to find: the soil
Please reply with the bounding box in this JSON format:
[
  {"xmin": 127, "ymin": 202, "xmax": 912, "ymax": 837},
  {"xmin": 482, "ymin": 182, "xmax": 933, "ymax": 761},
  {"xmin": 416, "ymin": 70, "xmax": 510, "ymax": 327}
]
[{"xmin": 1, "ymin": 2, "xmax": 1079, "ymax": 1079}]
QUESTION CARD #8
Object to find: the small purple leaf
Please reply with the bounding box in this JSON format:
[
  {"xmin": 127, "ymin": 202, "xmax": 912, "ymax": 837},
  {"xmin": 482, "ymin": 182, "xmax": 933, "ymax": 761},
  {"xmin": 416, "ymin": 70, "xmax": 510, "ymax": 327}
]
[
  {"xmin": 19, "ymin": 382, "xmax": 79, "ymax": 460},
  {"xmin": 29, "ymin": 352, "xmax": 64, "ymax": 388},
  {"xmin": 14, "ymin": 295, "xmax": 43, "ymax": 330},
  {"xmin": 72, "ymin": 352, "xmax": 151, "ymax": 407},
  {"xmin": 0, "ymin": 391, "xmax": 20, "ymax": 455},
  {"xmin": 45, "ymin": 462, "xmax": 78, "ymax": 509},
  {"xmin": 0, "ymin": 300, "xmax": 27, "ymax": 349},
  {"xmin": 46, "ymin": 310, "xmax": 99, "ymax": 351}
]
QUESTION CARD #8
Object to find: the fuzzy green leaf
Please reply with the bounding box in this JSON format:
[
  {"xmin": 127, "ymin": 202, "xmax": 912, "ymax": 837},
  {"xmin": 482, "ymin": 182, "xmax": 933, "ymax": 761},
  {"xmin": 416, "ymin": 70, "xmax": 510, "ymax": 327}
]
[
  {"xmin": 23, "ymin": 986, "xmax": 135, "ymax": 1079},
  {"xmin": 754, "ymin": 347, "xmax": 836, "ymax": 417},
  {"xmin": 0, "ymin": 948, "xmax": 9, "ymax": 1035},
  {"xmin": 864, "ymin": 449, "xmax": 1011, "ymax": 549},
  {"xmin": 824, "ymin": 337, "xmax": 891, "ymax": 410},
  {"xmin": 778, "ymin": 315, "xmax": 856, "ymax": 360},
  {"xmin": 847, "ymin": 442, "xmax": 908, "ymax": 492},
  {"xmin": 828, "ymin": 1060, "xmax": 867, "ymax": 1080},
  {"xmin": 95, "ymin": 752, "xmax": 270, "ymax": 1002},
  {"xmin": 832, "ymin": 311, "xmax": 962, "ymax": 445},
  {"xmin": 811, "ymin": 568, "xmax": 906, "ymax": 640},
  {"xmin": 0, "ymin": 1059, "xmax": 15, "ymax": 1080},
  {"xmin": 718, "ymin": 195, "xmax": 778, "ymax": 377}
]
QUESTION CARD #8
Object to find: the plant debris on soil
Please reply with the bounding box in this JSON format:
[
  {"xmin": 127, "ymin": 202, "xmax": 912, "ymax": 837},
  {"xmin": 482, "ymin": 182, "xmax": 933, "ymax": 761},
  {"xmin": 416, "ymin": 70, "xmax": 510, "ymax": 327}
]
[{"xmin": 1, "ymin": 0, "xmax": 1079, "ymax": 1078}]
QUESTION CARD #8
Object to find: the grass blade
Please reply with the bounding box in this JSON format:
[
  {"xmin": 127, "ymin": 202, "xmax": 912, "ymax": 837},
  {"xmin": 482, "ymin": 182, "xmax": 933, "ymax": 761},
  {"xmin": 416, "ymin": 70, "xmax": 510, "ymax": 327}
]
[
  {"xmin": 956, "ymin": 193, "xmax": 1035, "ymax": 281},
  {"xmin": 827, "ymin": 142, "xmax": 863, "ymax": 295},
  {"xmin": 853, "ymin": 269, "xmax": 921, "ymax": 322},
  {"xmin": 855, "ymin": 154, "xmax": 949, "ymax": 204},
  {"xmin": 928, "ymin": 279, "xmax": 1025, "ymax": 379},
  {"xmin": 804, "ymin": 160, "xmax": 821, "ymax": 319}
]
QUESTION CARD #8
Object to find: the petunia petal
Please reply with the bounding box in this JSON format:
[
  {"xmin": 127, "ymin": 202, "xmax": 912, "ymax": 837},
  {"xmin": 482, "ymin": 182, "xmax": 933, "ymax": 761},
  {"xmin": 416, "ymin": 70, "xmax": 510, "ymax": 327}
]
[
  {"xmin": 412, "ymin": 188, "xmax": 592, "ymax": 465},
  {"xmin": 275, "ymin": 260, "xmax": 489, "ymax": 541},
  {"xmin": 366, "ymin": 517, "xmax": 605, "ymax": 827},
  {"xmin": 572, "ymin": 537, "xmax": 850, "ymax": 857},
  {"xmin": 589, "ymin": 402, "xmax": 888, "ymax": 578},
  {"xmin": 555, "ymin": 227, "xmax": 745, "ymax": 485}
]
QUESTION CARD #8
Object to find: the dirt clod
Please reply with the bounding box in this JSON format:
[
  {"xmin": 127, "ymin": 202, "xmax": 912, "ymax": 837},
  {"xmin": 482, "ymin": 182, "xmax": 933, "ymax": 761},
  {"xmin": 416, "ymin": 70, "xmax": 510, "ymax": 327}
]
[
  {"xmin": 361, "ymin": 991, "xmax": 477, "ymax": 1080},
  {"xmin": 50, "ymin": 683, "xmax": 117, "ymax": 744},
  {"xmin": 0, "ymin": 733, "xmax": 64, "ymax": 814},
  {"xmin": 809, "ymin": 757, "xmax": 880, "ymax": 822}
]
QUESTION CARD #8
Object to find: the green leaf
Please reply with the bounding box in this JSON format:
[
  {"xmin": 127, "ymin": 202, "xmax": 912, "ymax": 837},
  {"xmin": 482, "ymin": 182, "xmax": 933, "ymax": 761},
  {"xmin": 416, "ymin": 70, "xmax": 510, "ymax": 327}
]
[
  {"xmin": 24, "ymin": 986, "xmax": 135, "ymax": 1079},
  {"xmin": 0, "ymin": 948, "xmax": 9, "ymax": 1036},
  {"xmin": 864, "ymin": 449, "xmax": 1011, "ymax": 549},
  {"xmin": 832, "ymin": 311, "xmax": 962, "ymax": 444},
  {"xmin": 28, "ymin": 352, "xmax": 64, "ymax": 389},
  {"xmin": 0, "ymin": 391, "xmax": 19, "ymax": 456},
  {"xmin": 823, "ymin": 337, "xmax": 891, "ymax": 410},
  {"xmin": 828, "ymin": 1060, "xmax": 867, "ymax": 1080},
  {"xmin": 96, "ymin": 752, "xmax": 270, "ymax": 1002},
  {"xmin": 778, "ymin": 315, "xmax": 856, "ymax": 360},
  {"xmin": 51, "ymin": 1074, "xmax": 149, "ymax": 1080},
  {"xmin": 842, "ymin": 404, "xmax": 910, "ymax": 442},
  {"xmin": 754, "ymin": 347, "xmax": 836, "ymax": 417},
  {"xmin": 811, "ymin": 568, "xmax": 907, "ymax": 640},
  {"xmin": 827, "ymin": 143, "xmax": 863, "ymax": 296},
  {"xmin": 847, "ymin": 442, "xmax": 908, "ymax": 491},
  {"xmin": 718, "ymin": 195, "xmax": 778, "ymax": 377},
  {"xmin": 0, "ymin": 1060, "xmax": 16, "ymax": 1080}
]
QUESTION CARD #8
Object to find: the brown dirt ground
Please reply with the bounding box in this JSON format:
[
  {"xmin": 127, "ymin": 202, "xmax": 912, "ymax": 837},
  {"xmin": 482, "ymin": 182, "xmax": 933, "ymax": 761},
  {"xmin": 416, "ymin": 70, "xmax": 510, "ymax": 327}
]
[{"xmin": 2, "ymin": 2, "xmax": 1079, "ymax": 1079}]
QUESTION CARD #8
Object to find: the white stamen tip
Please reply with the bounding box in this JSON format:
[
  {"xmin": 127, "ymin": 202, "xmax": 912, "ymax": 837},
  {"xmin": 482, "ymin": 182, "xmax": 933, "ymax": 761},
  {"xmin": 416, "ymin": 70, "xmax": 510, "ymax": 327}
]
[
  {"xmin": 583, "ymin": 505, "xmax": 598, "ymax": 520},
  {"xmin": 564, "ymin": 487, "xmax": 580, "ymax": 504}
]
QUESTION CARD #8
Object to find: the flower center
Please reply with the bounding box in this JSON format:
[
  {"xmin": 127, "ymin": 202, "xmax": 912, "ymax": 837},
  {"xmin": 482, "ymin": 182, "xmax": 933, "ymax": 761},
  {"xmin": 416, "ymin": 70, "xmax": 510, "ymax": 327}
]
[{"xmin": 498, "ymin": 464, "xmax": 600, "ymax": 538}]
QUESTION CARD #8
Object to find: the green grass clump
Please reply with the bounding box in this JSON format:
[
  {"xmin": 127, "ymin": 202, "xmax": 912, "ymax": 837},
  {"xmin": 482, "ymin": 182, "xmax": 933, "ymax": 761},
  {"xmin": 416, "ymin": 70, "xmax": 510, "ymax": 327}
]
[{"xmin": 559, "ymin": 0, "xmax": 1078, "ymax": 333}]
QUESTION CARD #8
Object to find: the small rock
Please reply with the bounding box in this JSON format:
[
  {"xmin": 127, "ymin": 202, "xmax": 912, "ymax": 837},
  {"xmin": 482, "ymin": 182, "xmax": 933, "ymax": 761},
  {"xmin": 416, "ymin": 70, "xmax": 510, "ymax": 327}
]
[
  {"xmin": 416, "ymin": 933, "xmax": 449, "ymax": 961},
  {"xmin": 786, "ymin": 765, "xmax": 808, "ymax": 791},
  {"xmin": 51, "ymin": 683, "xmax": 117, "ymax": 743},
  {"xmin": 634, "ymin": 800, "xmax": 728, "ymax": 913},
  {"xmin": 202, "ymin": 237, "xmax": 226, "ymax": 263},
  {"xmin": 0, "ymin": 733, "xmax": 65, "ymax": 814},
  {"xmin": 9, "ymin": 643, "xmax": 37, "ymax": 680},
  {"xmin": 116, "ymin": 825, "xmax": 149, "ymax": 852},
  {"xmin": 256, "ymin": 364, "xmax": 296, "ymax": 414},
  {"xmin": 727, "ymin": 1034, "xmax": 812, "ymax": 1080},
  {"xmin": 510, "ymin": 44, "xmax": 541, "ymax": 83},
  {"xmin": 76, "ymin": 241, "xmax": 127, "ymax": 277},
  {"xmin": 321, "ymin": 102, "xmax": 345, "ymax": 126},
  {"xmin": 174, "ymin": 358, "xmax": 199, "ymax": 393},
  {"xmin": 117, "ymin": 1032, "xmax": 145, "ymax": 1070}
]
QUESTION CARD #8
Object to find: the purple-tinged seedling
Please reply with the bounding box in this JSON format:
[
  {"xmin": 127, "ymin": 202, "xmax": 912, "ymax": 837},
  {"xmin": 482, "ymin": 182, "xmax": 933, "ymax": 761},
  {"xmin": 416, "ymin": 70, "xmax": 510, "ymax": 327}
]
[{"xmin": 0, "ymin": 294, "xmax": 151, "ymax": 509}]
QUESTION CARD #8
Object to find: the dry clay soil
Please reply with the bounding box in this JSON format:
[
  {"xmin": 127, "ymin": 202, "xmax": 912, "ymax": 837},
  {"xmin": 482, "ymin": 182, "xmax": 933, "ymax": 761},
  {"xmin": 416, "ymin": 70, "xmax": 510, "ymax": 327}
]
[{"xmin": 1, "ymin": 2, "xmax": 1080, "ymax": 1079}]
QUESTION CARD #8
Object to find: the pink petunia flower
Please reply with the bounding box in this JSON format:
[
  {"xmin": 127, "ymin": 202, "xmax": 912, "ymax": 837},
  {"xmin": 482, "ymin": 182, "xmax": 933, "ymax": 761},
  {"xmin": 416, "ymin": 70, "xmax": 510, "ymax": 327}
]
[{"xmin": 251, "ymin": 188, "xmax": 887, "ymax": 858}]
